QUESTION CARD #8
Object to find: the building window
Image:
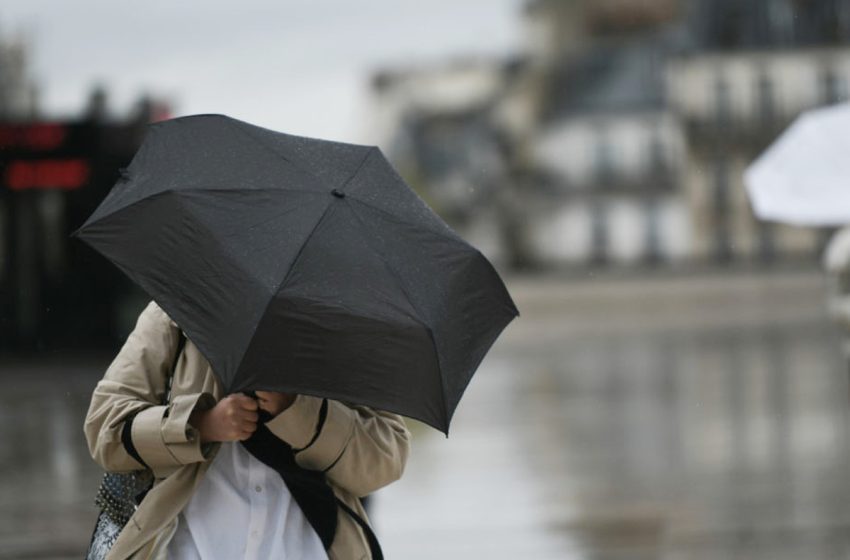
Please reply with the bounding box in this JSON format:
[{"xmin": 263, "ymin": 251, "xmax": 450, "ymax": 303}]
[
  {"xmin": 593, "ymin": 131, "xmax": 616, "ymax": 184},
  {"xmin": 590, "ymin": 200, "xmax": 608, "ymax": 265},
  {"xmin": 757, "ymin": 72, "xmax": 776, "ymax": 123},
  {"xmin": 713, "ymin": 158, "xmax": 732, "ymax": 262},
  {"xmin": 820, "ymin": 68, "xmax": 846, "ymax": 105},
  {"xmin": 647, "ymin": 132, "xmax": 666, "ymax": 176},
  {"xmin": 715, "ymin": 76, "xmax": 732, "ymax": 126},
  {"xmin": 766, "ymin": 0, "xmax": 795, "ymax": 45},
  {"xmin": 757, "ymin": 221, "xmax": 775, "ymax": 263},
  {"xmin": 645, "ymin": 198, "xmax": 662, "ymax": 265}
]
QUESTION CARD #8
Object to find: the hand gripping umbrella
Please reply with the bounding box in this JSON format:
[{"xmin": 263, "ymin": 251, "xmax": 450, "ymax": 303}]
[{"xmin": 73, "ymin": 114, "xmax": 518, "ymax": 434}]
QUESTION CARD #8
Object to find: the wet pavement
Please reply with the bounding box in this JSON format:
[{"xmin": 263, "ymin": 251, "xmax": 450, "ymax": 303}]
[
  {"xmin": 373, "ymin": 270, "xmax": 850, "ymax": 559},
  {"xmin": 2, "ymin": 269, "xmax": 850, "ymax": 559}
]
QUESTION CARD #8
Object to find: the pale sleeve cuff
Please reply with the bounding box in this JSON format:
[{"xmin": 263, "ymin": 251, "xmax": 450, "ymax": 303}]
[
  {"xmin": 130, "ymin": 392, "xmax": 216, "ymax": 474},
  {"xmin": 264, "ymin": 394, "xmax": 323, "ymax": 450}
]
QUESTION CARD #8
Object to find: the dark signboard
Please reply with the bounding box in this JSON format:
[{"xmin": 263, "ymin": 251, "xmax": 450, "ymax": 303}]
[{"xmin": 0, "ymin": 118, "xmax": 147, "ymax": 352}]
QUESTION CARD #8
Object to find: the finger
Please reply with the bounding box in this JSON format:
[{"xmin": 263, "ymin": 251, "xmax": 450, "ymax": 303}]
[
  {"xmin": 240, "ymin": 420, "xmax": 257, "ymax": 432},
  {"xmin": 254, "ymin": 391, "xmax": 278, "ymax": 402},
  {"xmin": 231, "ymin": 416, "xmax": 255, "ymax": 428},
  {"xmin": 255, "ymin": 399, "xmax": 271, "ymax": 412},
  {"xmin": 232, "ymin": 395, "xmax": 259, "ymax": 410},
  {"xmin": 241, "ymin": 411, "xmax": 259, "ymax": 423}
]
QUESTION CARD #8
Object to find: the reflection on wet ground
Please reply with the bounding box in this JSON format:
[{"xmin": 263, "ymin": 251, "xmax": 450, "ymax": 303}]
[
  {"xmin": 0, "ymin": 362, "xmax": 108, "ymax": 559},
  {"xmin": 374, "ymin": 270, "xmax": 850, "ymax": 559},
  {"xmin": 1, "ymin": 270, "xmax": 848, "ymax": 559}
]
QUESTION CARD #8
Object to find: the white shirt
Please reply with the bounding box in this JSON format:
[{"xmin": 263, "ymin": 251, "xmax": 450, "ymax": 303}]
[{"xmin": 166, "ymin": 441, "xmax": 328, "ymax": 560}]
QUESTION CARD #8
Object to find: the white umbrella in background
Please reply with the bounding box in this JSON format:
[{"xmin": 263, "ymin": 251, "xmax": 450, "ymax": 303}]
[{"xmin": 744, "ymin": 101, "xmax": 850, "ymax": 226}]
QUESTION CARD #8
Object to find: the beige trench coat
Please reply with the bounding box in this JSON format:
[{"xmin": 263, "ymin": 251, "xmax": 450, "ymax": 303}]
[{"xmin": 84, "ymin": 301, "xmax": 411, "ymax": 560}]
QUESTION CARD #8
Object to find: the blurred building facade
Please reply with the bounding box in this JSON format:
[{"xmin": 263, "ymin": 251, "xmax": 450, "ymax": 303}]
[
  {"xmin": 523, "ymin": 0, "xmax": 688, "ymax": 267},
  {"xmin": 370, "ymin": 0, "xmax": 850, "ymax": 270},
  {"xmin": 0, "ymin": 32, "xmax": 172, "ymax": 350},
  {"xmin": 369, "ymin": 59, "xmax": 517, "ymax": 261},
  {"xmin": 0, "ymin": 31, "xmax": 38, "ymax": 119},
  {"xmin": 670, "ymin": 0, "xmax": 850, "ymax": 263}
]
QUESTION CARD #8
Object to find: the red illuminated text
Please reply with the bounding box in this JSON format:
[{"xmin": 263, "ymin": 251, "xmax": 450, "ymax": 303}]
[
  {"xmin": 0, "ymin": 123, "xmax": 67, "ymax": 151},
  {"xmin": 5, "ymin": 159, "xmax": 91, "ymax": 191}
]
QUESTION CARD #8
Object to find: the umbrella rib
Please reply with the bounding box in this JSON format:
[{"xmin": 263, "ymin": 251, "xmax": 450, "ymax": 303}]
[
  {"xmin": 185, "ymin": 184, "xmax": 319, "ymax": 192},
  {"xmin": 171, "ymin": 185, "xmax": 321, "ymax": 196},
  {"xmin": 224, "ymin": 118, "xmax": 318, "ymax": 183},
  {"xmin": 232, "ymin": 149, "xmax": 378, "ymax": 379},
  {"xmin": 230, "ymin": 199, "xmax": 333, "ymax": 377},
  {"xmin": 275, "ymin": 148, "xmax": 375, "ymax": 297},
  {"xmin": 77, "ymin": 187, "xmax": 323, "ymax": 233},
  {"xmin": 338, "ymin": 147, "xmax": 376, "ymax": 191},
  {"xmin": 345, "ymin": 195, "xmax": 472, "ymax": 249},
  {"xmin": 343, "ymin": 197, "xmax": 449, "ymax": 428}
]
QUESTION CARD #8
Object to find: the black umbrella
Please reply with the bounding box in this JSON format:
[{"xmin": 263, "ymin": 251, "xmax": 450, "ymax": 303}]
[{"xmin": 74, "ymin": 114, "xmax": 518, "ymax": 434}]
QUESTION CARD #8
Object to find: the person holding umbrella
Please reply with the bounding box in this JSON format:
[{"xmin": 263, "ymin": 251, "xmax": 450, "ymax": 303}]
[
  {"xmin": 85, "ymin": 300, "xmax": 409, "ymax": 559},
  {"xmin": 78, "ymin": 114, "xmax": 518, "ymax": 559}
]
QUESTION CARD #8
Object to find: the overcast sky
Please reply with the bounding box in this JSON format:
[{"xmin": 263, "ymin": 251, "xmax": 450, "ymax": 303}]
[{"xmin": 1, "ymin": 1, "xmax": 525, "ymax": 143}]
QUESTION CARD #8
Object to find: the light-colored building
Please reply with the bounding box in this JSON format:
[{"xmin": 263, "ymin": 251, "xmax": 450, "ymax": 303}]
[
  {"xmin": 528, "ymin": 110, "xmax": 689, "ymax": 265},
  {"xmin": 495, "ymin": 0, "xmax": 690, "ymax": 268},
  {"xmin": 0, "ymin": 31, "xmax": 38, "ymax": 119},
  {"xmin": 369, "ymin": 0, "xmax": 850, "ymax": 270},
  {"xmin": 522, "ymin": 2, "xmax": 689, "ymax": 267},
  {"xmin": 664, "ymin": 0, "xmax": 850, "ymax": 263},
  {"xmin": 369, "ymin": 58, "xmax": 528, "ymax": 264}
]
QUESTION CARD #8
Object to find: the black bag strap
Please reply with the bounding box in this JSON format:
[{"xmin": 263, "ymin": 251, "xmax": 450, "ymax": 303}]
[
  {"xmin": 164, "ymin": 330, "xmax": 187, "ymax": 406},
  {"xmin": 241, "ymin": 410, "xmax": 384, "ymax": 559},
  {"xmin": 336, "ymin": 497, "xmax": 384, "ymax": 560}
]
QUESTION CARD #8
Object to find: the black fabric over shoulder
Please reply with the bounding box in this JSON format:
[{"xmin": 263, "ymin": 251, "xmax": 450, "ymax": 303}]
[
  {"xmin": 240, "ymin": 425, "xmax": 339, "ymax": 551},
  {"xmin": 336, "ymin": 497, "xmax": 383, "ymax": 560}
]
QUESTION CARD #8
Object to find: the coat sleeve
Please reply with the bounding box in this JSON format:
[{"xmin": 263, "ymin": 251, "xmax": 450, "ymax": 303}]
[
  {"xmin": 265, "ymin": 395, "xmax": 411, "ymax": 498},
  {"xmin": 83, "ymin": 301, "xmax": 217, "ymax": 478}
]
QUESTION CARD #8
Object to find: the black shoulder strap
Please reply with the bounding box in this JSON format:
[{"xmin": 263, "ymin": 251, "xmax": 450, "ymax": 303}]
[
  {"xmin": 336, "ymin": 498, "xmax": 383, "ymax": 560},
  {"xmin": 164, "ymin": 330, "xmax": 187, "ymax": 406}
]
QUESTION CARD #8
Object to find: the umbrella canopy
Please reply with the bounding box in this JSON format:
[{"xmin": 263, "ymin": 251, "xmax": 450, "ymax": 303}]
[
  {"xmin": 744, "ymin": 101, "xmax": 850, "ymax": 227},
  {"xmin": 74, "ymin": 114, "xmax": 518, "ymax": 434}
]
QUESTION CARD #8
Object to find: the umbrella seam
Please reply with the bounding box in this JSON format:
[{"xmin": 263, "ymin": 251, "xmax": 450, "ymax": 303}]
[
  {"xmin": 339, "ymin": 147, "xmax": 376, "ymax": 191},
  {"xmin": 230, "ymin": 201, "xmax": 333, "ymax": 379},
  {"xmin": 232, "ymin": 148, "xmax": 377, "ymax": 382},
  {"xmin": 223, "ymin": 117, "xmax": 306, "ymax": 174},
  {"xmin": 170, "ymin": 190, "xmax": 261, "ymax": 383},
  {"xmin": 345, "ymin": 195, "xmax": 472, "ymax": 249},
  {"xmin": 274, "ymin": 148, "xmax": 375, "ymax": 295},
  {"xmin": 76, "ymin": 187, "xmax": 323, "ymax": 234},
  {"xmin": 344, "ymin": 197, "xmax": 449, "ymax": 428},
  {"xmin": 223, "ymin": 117, "xmax": 369, "ymax": 188},
  {"xmin": 172, "ymin": 186, "xmax": 320, "ymax": 194}
]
